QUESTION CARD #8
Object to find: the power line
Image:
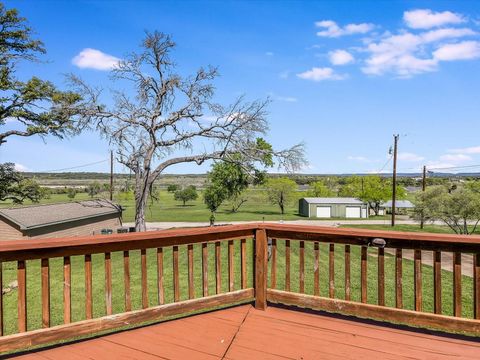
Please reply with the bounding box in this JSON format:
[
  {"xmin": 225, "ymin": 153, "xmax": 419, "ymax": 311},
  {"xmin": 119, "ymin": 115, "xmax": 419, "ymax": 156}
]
[
  {"xmin": 428, "ymin": 164, "xmax": 480, "ymax": 171},
  {"xmin": 38, "ymin": 159, "xmax": 109, "ymax": 173}
]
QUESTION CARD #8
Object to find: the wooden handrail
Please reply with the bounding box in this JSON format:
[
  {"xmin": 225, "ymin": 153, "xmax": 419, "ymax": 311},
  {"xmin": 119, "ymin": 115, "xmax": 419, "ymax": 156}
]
[
  {"xmin": 2, "ymin": 223, "xmax": 480, "ymax": 261},
  {"xmin": 0, "ymin": 224, "xmax": 257, "ymax": 261},
  {"xmin": 265, "ymin": 223, "xmax": 480, "ymax": 252}
]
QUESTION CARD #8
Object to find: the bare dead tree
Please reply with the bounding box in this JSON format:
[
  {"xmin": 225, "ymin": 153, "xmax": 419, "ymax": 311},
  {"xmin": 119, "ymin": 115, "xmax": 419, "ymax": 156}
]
[{"xmin": 69, "ymin": 31, "xmax": 306, "ymax": 231}]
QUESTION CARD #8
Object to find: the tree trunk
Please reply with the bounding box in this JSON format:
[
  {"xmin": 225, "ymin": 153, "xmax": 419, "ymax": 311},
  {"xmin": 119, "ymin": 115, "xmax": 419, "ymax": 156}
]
[{"xmin": 134, "ymin": 178, "xmax": 150, "ymax": 232}]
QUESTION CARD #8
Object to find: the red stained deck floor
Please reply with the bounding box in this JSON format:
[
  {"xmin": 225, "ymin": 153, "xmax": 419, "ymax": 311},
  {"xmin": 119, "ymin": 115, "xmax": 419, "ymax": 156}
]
[{"xmin": 11, "ymin": 304, "xmax": 480, "ymax": 359}]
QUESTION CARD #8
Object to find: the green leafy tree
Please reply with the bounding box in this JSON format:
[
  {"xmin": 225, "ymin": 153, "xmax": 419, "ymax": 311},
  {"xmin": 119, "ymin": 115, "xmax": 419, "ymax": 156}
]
[
  {"xmin": 414, "ymin": 186, "xmax": 480, "ymax": 234},
  {"xmin": 167, "ymin": 184, "xmax": 179, "ymax": 193},
  {"xmin": 174, "ymin": 186, "xmax": 198, "ymax": 206},
  {"xmin": 207, "ymin": 162, "xmax": 250, "ymax": 213},
  {"xmin": 339, "ymin": 175, "xmax": 405, "ymax": 215},
  {"xmin": 203, "ymin": 138, "xmax": 274, "ymax": 216},
  {"xmin": 0, "ymin": 162, "xmax": 43, "ymax": 203},
  {"xmin": 308, "ymin": 180, "xmax": 335, "ymax": 197},
  {"xmin": 87, "ymin": 181, "xmax": 102, "ymax": 198},
  {"xmin": 0, "ymin": 3, "xmax": 85, "ymax": 145},
  {"xmin": 265, "ymin": 177, "xmax": 297, "ymax": 215},
  {"xmin": 67, "ymin": 187, "xmax": 77, "ymax": 200},
  {"xmin": 203, "ymin": 182, "xmax": 228, "ymax": 225}
]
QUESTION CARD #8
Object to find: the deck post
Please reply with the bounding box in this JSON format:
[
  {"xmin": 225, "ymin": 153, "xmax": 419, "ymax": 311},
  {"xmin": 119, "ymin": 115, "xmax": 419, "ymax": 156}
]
[{"xmin": 255, "ymin": 227, "xmax": 268, "ymax": 310}]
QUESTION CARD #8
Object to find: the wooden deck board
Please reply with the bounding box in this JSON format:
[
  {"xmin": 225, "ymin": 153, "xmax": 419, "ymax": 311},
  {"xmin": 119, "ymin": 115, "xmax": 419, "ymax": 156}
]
[{"xmin": 8, "ymin": 304, "xmax": 480, "ymax": 360}]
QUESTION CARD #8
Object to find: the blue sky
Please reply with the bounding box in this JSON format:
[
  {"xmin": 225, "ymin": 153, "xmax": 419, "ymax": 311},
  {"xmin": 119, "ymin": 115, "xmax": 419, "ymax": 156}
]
[{"xmin": 3, "ymin": 0, "xmax": 480, "ymax": 174}]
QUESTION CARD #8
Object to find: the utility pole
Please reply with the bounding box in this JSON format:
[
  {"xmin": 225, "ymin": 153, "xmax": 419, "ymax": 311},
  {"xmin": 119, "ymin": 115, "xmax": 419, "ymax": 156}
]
[
  {"xmin": 391, "ymin": 134, "xmax": 399, "ymax": 227},
  {"xmin": 420, "ymin": 165, "xmax": 426, "ymax": 229},
  {"xmin": 110, "ymin": 150, "xmax": 114, "ymax": 201}
]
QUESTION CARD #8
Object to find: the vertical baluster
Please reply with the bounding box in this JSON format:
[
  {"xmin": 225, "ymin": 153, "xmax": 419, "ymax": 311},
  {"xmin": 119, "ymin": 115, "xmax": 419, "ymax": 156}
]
[
  {"xmin": 63, "ymin": 257, "xmax": 71, "ymax": 324},
  {"xmin": 474, "ymin": 253, "xmax": 479, "ymax": 319},
  {"xmin": 0, "ymin": 262, "xmax": 3, "ymax": 335},
  {"xmin": 344, "ymin": 245, "xmax": 351, "ymax": 301},
  {"xmin": 173, "ymin": 246, "xmax": 180, "ymax": 302},
  {"xmin": 329, "ymin": 244, "xmax": 335, "ymax": 298},
  {"xmin": 453, "ymin": 252, "xmax": 462, "ymax": 317},
  {"xmin": 105, "ymin": 253, "xmax": 112, "ymax": 315},
  {"xmin": 285, "ymin": 240, "xmax": 291, "ymax": 292},
  {"xmin": 188, "ymin": 244, "xmax": 195, "ymax": 299},
  {"xmin": 361, "ymin": 246, "xmax": 367, "ymax": 303},
  {"xmin": 85, "ymin": 254, "xmax": 93, "ymax": 319},
  {"xmin": 434, "ymin": 250, "xmax": 442, "ymax": 314},
  {"xmin": 414, "ymin": 249, "xmax": 422, "ymax": 312},
  {"xmin": 228, "ymin": 240, "xmax": 234, "ymax": 292},
  {"xmin": 314, "ymin": 242, "xmax": 320, "ymax": 297},
  {"xmin": 18, "ymin": 260, "xmax": 27, "ymax": 332},
  {"xmin": 378, "ymin": 248, "xmax": 385, "ymax": 306},
  {"xmin": 270, "ymin": 239, "xmax": 277, "ymax": 289},
  {"xmin": 202, "ymin": 243, "xmax": 209, "ymax": 296},
  {"xmin": 123, "ymin": 251, "xmax": 131, "ymax": 312},
  {"xmin": 241, "ymin": 239, "xmax": 247, "ymax": 289},
  {"xmin": 395, "ymin": 249, "xmax": 403, "ymax": 309},
  {"xmin": 215, "ymin": 242, "xmax": 221, "ymax": 294},
  {"xmin": 41, "ymin": 258, "xmax": 50, "ymax": 328},
  {"xmin": 157, "ymin": 248, "xmax": 164, "ymax": 305},
  {"xmin": 141, "ymin": 249, "xmax": 148, "ymax": 308},
  {"xmin": 299, "ymin": 241, "xmax": 305, "ymax": 294}
]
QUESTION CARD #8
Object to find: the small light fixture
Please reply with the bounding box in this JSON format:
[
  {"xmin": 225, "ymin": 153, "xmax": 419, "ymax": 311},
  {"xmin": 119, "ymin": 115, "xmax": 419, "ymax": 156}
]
[{"xmin": 369, "ymin": 238, "xmax": 386, "ymax": 248}]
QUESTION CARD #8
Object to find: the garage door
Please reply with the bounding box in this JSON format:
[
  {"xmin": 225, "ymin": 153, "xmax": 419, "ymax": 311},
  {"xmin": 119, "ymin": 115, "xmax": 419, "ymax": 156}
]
[
  {"xmin": 316, "ymin": 206, "xmax": 331, "ymax": 218},
  {"xmin": 345, "ymin": 206, "xmax": 361, "ymax": 218}
]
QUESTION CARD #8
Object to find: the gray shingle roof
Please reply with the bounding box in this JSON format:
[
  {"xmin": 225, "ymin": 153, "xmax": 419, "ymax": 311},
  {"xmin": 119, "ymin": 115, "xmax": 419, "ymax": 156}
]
[
  {"xmin": 0, "ymin": 200, "xmax": 122, "ymax": 230},
  {"xmin": 302, "ymin": 197, "xmax": 365, "ymax": 205}
]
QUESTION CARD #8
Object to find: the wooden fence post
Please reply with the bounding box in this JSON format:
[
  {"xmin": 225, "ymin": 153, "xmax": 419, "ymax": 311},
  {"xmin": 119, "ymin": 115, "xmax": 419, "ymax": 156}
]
[{"xmin": 255, "ymin": 228, "xmax": 268, "ymax": 310}]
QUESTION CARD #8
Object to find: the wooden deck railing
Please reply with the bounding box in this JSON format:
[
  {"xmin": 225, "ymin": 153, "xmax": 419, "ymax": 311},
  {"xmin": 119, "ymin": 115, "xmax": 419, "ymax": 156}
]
[
  {"xmin": 263, "ymin": 224, "xmax": 480, "ymax": 334},
  {"xmin": 0, "ymin": 223, "xmax": 479, "ymax": 353}
]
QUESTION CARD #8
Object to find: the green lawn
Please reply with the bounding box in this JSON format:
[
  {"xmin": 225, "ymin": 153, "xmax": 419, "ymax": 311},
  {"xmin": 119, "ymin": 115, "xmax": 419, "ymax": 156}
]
[{"xmin": 0, "ymin": 189, "xmax": 392, "ymax": 223}]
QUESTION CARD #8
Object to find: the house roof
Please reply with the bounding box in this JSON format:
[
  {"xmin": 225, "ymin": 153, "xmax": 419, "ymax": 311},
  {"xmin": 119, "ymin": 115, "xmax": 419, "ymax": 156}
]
[
  {"xmin": 302, "ymin": 197, "xmax": 365, "ymax": 205},
  {"xmin": 380, "ymin": 200, "xmax": 415, "ymax": 208},
  {"xmin": 0, "ymin": 200, "xmax": 122, "ymax": 230}
]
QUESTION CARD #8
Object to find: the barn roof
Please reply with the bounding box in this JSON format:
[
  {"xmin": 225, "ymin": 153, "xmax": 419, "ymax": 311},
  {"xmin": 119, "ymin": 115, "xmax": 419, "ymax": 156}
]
[
  {"xmin": 0, "ymin": 200, "xmax": 122, "ymax": 230},
  {"xmin": 302, "ymin": 197, "xmax": 365, "ymax": 205}
]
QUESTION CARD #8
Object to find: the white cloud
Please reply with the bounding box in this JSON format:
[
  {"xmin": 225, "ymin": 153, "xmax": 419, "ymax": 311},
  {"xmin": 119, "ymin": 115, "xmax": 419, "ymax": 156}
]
[
  {"xmin": 14, "ymin": 163, "xmax": 28, "ymax": 172},
  {"xmin": 329, "ymin": 50, "xmax": 354, "ymax": 65},
  {"xmin": 265, "ymin": 51, "xmax": 274, "ymax": 56},
  {"xmin": 439, "ymin": 154, "xmax": 473, "ymax": 162},
  {"xmin": 297, "ymin": 67, "xmax": 346, "ymax": 81},
  {"xmin": 72, "ymin": 48, "xmax": 120, "ymax": 70},
  {"xmin": 404, "ymin": 9, "xmax": 465, "ymax": 29},
  {"xmin": 421, "ymin": 28, "xmax": 476, "ymax": 43},
  {"xmin": 347, "ymin": 156, "xmax": 374, "ymax": 162},
  {"xmin": 426, "ymin": 161, "xmax": 456, "ymax": 171},
  {"xmin": 308, "ymin": 9, "xmax": 479, "ymax": 79},
  {"xmin": 449, "ymin": 146, "xmax": 480, "ymax": 154},
  {"xmin": 316, "ymin": 20, "xmax": 374, "ymax": 38},
  {"xmin": 276, "ymin": 96, "xmax": 297, "ymax": 102},
  {"xmin": 433, "ymin": 41, "xmax": 480, "ymax": 61},
  {"xmin": 362, "ymin": 32, "xmax": 438, "ymax": 76},
  {"xmin": 398, "ymin": 152, "xmax": 425, "ymax": 162},
  {"xmin": 362, "ymin": 28, "xmax": 477, "ymax": 77}
]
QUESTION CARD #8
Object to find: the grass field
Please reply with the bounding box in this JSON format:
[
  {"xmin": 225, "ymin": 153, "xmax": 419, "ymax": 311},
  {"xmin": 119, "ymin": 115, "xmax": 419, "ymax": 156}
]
[
  {"xmin": 0, "ymin": 189, "xmax": 395, "ymax": 223},
  {"xmin": 0, "ymin": 235, "xmax": 475, "ymax": 336}
]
